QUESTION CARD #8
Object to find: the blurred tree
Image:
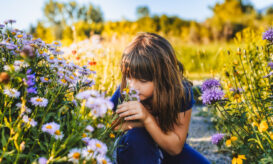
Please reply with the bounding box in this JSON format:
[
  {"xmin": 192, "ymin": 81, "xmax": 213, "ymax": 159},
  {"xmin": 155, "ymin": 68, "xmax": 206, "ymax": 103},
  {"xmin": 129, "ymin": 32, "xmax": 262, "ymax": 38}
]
[
  {"xmin": 266, "ymin": 7, "xmax": 273, "ymax": 15},
  {"xmin": 136, "ymin": 6, "xmax": 150, "ymax": 18}
]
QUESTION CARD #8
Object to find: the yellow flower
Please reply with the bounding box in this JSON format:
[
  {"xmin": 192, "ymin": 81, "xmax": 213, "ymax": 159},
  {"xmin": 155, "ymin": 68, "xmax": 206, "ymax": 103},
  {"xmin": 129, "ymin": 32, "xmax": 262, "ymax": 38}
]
[
  {"xmin": 109, "ymin": 133, "xmax": 115, "ymax": 138},
  {"xmin": 269, "ymin": 132, "xmax": 273, "ymax": 140},
  {"xmin": 123, "ymin": 88, "xmax": 130, "ymax": 94},
  {"xmin": 251, "ymin": 122, "xmax": 258, "ymax": 127},
  {"xmin": 232, "ymin": 155, "xmax": 246, "ymax": 164},
  {"xmin": 258, "ymin": 121, "xmax": 268, "ymax": 133},
  {"xmin": 82, "ymin": 133, "xmax": 87, "ymax": 138},
  {"xmin": 226, "ymin": 139, "xmax": 232, "ymax": 147},
  {"xmin": 226, "ymin": 136, "xmax": 237, "ymax": 147},
  {"xmin": 231, "ymin": 136, "xmax": 238, "ymax": 141}
]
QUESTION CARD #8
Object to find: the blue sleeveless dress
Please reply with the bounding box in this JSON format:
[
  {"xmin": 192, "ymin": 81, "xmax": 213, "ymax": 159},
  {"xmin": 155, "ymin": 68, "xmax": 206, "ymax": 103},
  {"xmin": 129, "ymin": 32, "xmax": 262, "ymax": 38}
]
[{"xmin": 110, "ymin": 83, "xmax": 210, "ymax": 164}]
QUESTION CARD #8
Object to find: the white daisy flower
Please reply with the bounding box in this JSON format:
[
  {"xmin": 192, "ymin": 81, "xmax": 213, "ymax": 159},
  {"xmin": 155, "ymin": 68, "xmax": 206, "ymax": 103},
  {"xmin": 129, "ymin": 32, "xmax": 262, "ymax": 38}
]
[
  {"xmin": 29, "ymin": 119, "xmax": 37, "ymax": 127},
  {"xmin": 30, "ymin": 97, "xmax": 48, "ymax": 107},
  {"xmin": 82, "ymin": 146, "xmax": 98, "ymax": 160},
  {"xmin": 4, "ymin": 88, "xmax": 20, "ymax": 98},
  {"xmin": 88, "ymin": 139, "xmax": 108, "ymax": 156},
  {"xmin": 96, "ymin": 154, "xmax": 112, "ymax": 164},
  {"xmin": 38, "ymin": 157, "xmax": 48, "ymax": 164},
  {"xmin": 16, "ymin": 103, "xmax": 32, "ymax": 114},
  {"xmin": 65, "ymin": 74, "xmax": 77, "ymax": 84},
  {"xmin": 82, "ymin": 137, "xmax": 91, "ymax": 145},
  {"xmin": 22, "ymin": 115, "xmax": 37, "ymax": 127},
  {"xmin": 76, "ymin": 90, "xmax": 100, "ymax": 100},
  {"xmin": 85, "ymin": 125, "xmax": 94, "ymax": 133},
  {"xmin": 47, "ymin": 55, "xmax": 56, "ymax": 64},
  {"xmin": 42, "ymin": 122, "xmax": 60, "ymax": 135},
  {"xmin": 3, "ymin": 65, "xmax": 11, "ymax": 71},
  {"xmin": 58, "ymin": 78, "xmax": 68, "ymax": 85},
  {"xmin": 53, "ymin": 129, "xmax": 64, "ymax": 140},
  {"xmin": 97, "ymin": 124, "xmax": 105, "ymax": 129},
  {"xmin": 68, "ymin": 148, "xmax": 82, "ymax": 164},
  {"xmin": 52, "ymin": 41, "xmax": 62, "ymax": 47},
  {"xmin": 22, "ymin": 115, "xmax": 29, "ymax": 123},
  {"xmin": 40, "ymin": 77, "xmax": 51, "ymax": 83}
]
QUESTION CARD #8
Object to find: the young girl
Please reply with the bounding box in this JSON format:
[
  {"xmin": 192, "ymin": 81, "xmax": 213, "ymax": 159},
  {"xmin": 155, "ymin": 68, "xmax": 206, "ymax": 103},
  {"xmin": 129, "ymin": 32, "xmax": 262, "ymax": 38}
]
[{"xmin": 110, "ymin": 32, "xmax": 210, "ymax": 164}]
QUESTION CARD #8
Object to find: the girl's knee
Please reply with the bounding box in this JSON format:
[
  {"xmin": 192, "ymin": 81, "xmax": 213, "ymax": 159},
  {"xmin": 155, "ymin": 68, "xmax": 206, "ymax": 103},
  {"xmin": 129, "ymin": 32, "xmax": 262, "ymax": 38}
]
[{"xmin": 117, "ymin": 128, "xmax": 162, "ymax": 164}]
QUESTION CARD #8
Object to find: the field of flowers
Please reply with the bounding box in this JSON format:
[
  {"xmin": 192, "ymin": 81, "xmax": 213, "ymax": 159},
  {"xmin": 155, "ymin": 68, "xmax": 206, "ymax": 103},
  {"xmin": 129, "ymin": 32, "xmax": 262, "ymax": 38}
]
[
  {"xmin": 201, "ymin": 28, "xmax": 273, "ymax": 163},
  {"xmin": 0, "ymin": 20, "xmax": 123, "ymax": 163},
  {"xmin": 1, "ymin": 18, "xmax": 273, "ymax": 164}
]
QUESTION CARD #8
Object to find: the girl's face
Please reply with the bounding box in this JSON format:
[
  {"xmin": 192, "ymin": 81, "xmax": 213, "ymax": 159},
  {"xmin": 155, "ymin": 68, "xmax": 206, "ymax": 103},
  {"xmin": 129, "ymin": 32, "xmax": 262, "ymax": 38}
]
[{"xmin": 127, "ymin": 77, "xmax": 154, "ymax": 101}]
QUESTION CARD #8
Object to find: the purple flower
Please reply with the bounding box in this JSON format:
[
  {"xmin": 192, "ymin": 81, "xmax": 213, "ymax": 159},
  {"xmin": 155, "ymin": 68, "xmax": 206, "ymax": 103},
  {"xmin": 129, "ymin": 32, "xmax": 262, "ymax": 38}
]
[
  {"xmin": 0, "ymin": 24, "xmax": 4, "ymax": 28},
  {"xmin": 4, "ymin": 19, "xmax": 16, "ymax": 24},
  {"xmin": 211, "ymin": 133, "xmax": 225, "ymax": 145},
  {"xmin": 202, "ymin": 87, "xmax": 224, "ymax": 105},
  {"xmin": 263, "ymin": 71, "xmax": 273, "ymax": 78},
  {"xmin": 27, "ymin": 79, "xmax": 35, "ymax": 86},
  {"xmin": 263, "ymin": 28, "xmax": 273, "ymax": 42},
  {"xmin": 26, "ymin": 69, "xmax": 32, "ymax": 74},
  {"xmin": 201, "ymin": 79, "xmax": 221, "ymax": 92},
  {"xmin": 21, "ymin": 45, "xmax": 34, "ymax": 57},
  {"xmin": 27, "ymin": 87, "xmax": 37, "ymax": 94},
  {"xmin": 27, "ymin": 74, "xmax": 35, "ymax": 80},
  {"xmin": 38, "ymin": 157, "xmax": 47, "ymax": 164},
  {"xmin": 268, "ymin": 62, "xmax": 273, "ymax": 69}
]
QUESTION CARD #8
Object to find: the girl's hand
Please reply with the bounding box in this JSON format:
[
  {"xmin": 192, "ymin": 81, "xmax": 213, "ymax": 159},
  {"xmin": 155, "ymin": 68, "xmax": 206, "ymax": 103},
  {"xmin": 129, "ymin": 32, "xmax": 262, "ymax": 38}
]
[
  {"xmin": 116, "ymin": 101, "xmax": 151, "ymax": 123},
  {"xmin": 113, "ymin": 120, "xmax": 144, "ymax": 131}
]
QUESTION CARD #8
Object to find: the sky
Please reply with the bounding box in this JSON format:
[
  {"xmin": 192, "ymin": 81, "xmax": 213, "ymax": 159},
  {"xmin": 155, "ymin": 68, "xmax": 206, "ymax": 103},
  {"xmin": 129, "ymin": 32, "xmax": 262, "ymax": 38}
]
[{"xmin": 0, "ymin": 0, "xmax": 272, "ymax": 31}]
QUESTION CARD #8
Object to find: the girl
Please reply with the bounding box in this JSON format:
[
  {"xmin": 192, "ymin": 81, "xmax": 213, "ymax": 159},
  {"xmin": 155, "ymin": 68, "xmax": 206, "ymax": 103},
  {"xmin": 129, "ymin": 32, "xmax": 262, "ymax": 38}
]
[{"xmin": 110, "ymin": 32, "xmax": 210, "ymax": 164}]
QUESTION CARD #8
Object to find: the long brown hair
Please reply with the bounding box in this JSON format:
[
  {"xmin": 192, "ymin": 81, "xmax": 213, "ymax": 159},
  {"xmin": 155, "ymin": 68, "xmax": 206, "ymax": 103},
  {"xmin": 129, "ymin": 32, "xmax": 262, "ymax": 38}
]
[{"xmin": 120, "ymin": 32, "xmax": 193, "ymax": 133}]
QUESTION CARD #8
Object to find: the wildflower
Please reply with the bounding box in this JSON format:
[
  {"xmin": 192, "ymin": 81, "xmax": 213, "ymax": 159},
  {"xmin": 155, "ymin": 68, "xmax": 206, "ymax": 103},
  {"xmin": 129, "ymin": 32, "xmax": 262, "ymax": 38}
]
[
  {"xmin": 269, "ymin": 132, "xmax": 273, "ymax": 140},
  {"xmin": 201, "ymin": 79, "xmax": 221, "ymax": 92},
  {"xmin": 58, "ymin": 79, "xmax": 68, "ymax": 85},
  {"xmin": 38, "ymin": 157, "xmax": 48, "ymax": 164},
  {"xmin": 263, "ymin": 71, "xmax": 273, "ymax": 78},
  {"xmin": 211, "ymin": 133, "xmax": 225, "ymax": 145},
  {"xmin": 40, "ymin": 77, "xmax": 51, "ymax": 83},
  {"xmin": 201, "ymin": 87, "xmax": 224, "ymax": 105},
  {"xmin": 82, "ymin": 133, "xmax": 87, "ymax": 138},
  {"xmin": 21, "ymin": 45, "xmax": 34, "ymax": 58},
  {"xmin": 52, "ymin": 41, "xmax": 62, "ymax": 47},
  {"xmin": 258, "ymin": 121, "xmax": 268, "ymax": 132},
  {"xmin": 30, "ymin": 97, "xmax": 48, "ymax": 107},
  {"xmin": 268, "ymin": 62, "xmax": 273, "ymax": 69},
  {"xmin": 97, "ymin": 123, "xmax": 105, "ymax": 128},
  {"xmin": 4, "ymin": 88, "xmax": 20, "ymax": 98},
  {"xmin": 263, "ymin": 28, "xmax": 273, "ymax": 42},
  {"xmin": 27, "ymin": 87, "xmax": 37, "ymax": 94},
  {"xmin": 226, "ymin": 136, "xmax": 237, "ymax": 147},
  {"xmin": 109, "ymin": 133, "xmax": 115, "ymax": 138},
  {"xmin": 232, "ymin": 154, "xmax": 246, "ymax": 164},
  {"xmin": 76, "ymin": 90, "xmax": 100, "ymax": 100},
  {"xmin": 88, "ymin": 139, "xmax": 108, "ymax": 155},
  {"xmin": 85, "ymin": 125, "xmax": 94, "ymax": 133},
  {"xmin": 68, "ymin": 148, "xmax": 82, "ymax": 163},
  {"xmin": 42, "ymin": 122, "xmax": 60, "ymax": 135},
  {"xmin": 20, "ymin": 141, "xmax": 25, "ymax": 151},
  {"xmin": 72, "ymin": 50, "xmax": 77, "ymax": 55},
  {"xmin": 54, "ymin": 129, "xmax": 64, "ymax": 140},
  {"xmin": 82, "ymin": 146, "xmax": 97, "ymax": 160},
  {"xmin": 0, "ymin": 72, "xmax": 10, "ymax": 84},
  {"xmin": 96, "ymin": 155, "xmax": 112, "ymax": 164}
]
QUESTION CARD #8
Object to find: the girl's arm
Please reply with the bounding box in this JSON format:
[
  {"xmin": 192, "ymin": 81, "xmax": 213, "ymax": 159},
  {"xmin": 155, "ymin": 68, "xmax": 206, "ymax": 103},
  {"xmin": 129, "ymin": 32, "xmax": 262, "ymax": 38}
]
[
  {"xmin": 113, "ymin": 120, "xmax": 144, "ymax": 131},
  {"xmin": 143, "ymin": 109, "xmax": 192, "ymax": 156},
  {"xmin": 116, "ymin": 101, "xmax": 192, "ymax": 156}
]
